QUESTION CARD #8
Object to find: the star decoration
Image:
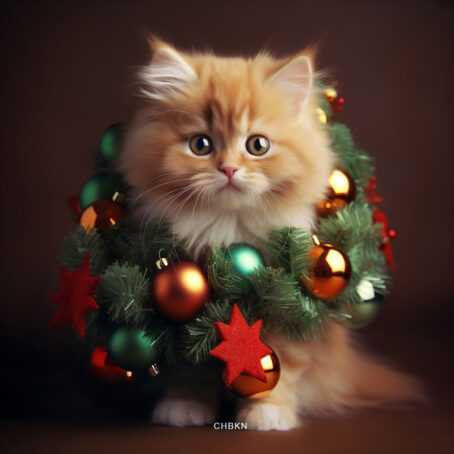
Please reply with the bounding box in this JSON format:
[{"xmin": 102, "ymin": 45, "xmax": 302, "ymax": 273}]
[
  {"xmin": 50, "ymin": 254, "xmax": 100, "ymax": 337},
  {"xmin": 209, "ymin": 304, "xmax": 272, "ymax": 386}
]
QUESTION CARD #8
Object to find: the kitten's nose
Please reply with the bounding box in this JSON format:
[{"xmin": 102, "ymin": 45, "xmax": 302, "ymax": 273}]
[{"xmin": 219, "ymin": 166, "xmax": 240, "ymax": 179}]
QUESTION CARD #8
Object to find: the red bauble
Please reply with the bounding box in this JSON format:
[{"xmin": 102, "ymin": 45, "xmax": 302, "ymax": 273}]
[
  {"xmin": 210, "ymin": 304, "xmax": 272, "ymax": 386},
  {"xmin": 79, "ymin": 200, "xmax": 125, "ymax": 231},
  {"xmin": 152, "ymin": 261, "xmax": 210, "ymax": 322},
  {"xmin": 50, "ymin": 254, "xmax": 99, "ymax": 337},
  {"xmin": 90, "ymin": 346, "xmax": 134, "ymax": 385}
]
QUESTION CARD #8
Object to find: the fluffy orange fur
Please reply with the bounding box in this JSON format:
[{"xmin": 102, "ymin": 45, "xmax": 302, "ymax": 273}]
[{"xmin": 119, "ymin": 39, "xmax": 423, "ymax": 430}]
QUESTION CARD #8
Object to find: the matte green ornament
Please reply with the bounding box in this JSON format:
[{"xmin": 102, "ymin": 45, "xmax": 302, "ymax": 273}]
[
  {"xmin": 108, "ymin": 328, "xmax": 159, "ymax": 371},
  {"xmin": 227, "ymin": 244, "xmax": 265, "ymax": 278},
  {"xmin": 100, "ymin": 123, "xmax": 124, "ymax": 164},
  {"xmin": 79, "ymin": 172, "xmax": 121, "ymax": 210},
  {"xmin": 336, "ymin": 295, "xmax": 384, "ymax": 329}
]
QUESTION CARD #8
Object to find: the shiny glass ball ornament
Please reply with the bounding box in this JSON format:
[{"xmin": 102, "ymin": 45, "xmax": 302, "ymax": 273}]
[
  {"xmin": 90, "ymin": 346, "xmax": 134, "ymax": 385},
  {"xmin": 227, "ymin": 244, "xmax": 265, "ymax": 278},
  {"xmin": 337, "ymin": 281, "xmax": 384, "ymax": 328},
  {"xmin": 153, "ymin": 261, "xmax": 210, "ymax": 322},
  {"xmin": 301, "ymin": 240, "xmax": 352, "ymax": 300},
  {"xmin": 317, "ymin": 168, "xmax": 356, "ymax": 217},
  {"xmin": 108, "ymin": 328, "xmax": 159, "ymax": 371},
  {"xmin": 79, "ymin": 200, "xmax": 125, "ymax": 231},
  {"xmin": 100, "ymin": 123, "xmax": 124, "ymax": 164},
  {"xmin": 79, "ymin": 172, "xmax": 122, "ymax": 210},
  {"xmin": 316, "ymin": 107, "xmax": 328, "ymax": 124},
  {"xmin": 227, "ymin": 350, "xmax": 280, "ymax": 399}
]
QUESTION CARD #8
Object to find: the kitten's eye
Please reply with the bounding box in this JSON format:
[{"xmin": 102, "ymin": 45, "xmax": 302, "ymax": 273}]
[
  {"xmin": 246, "ymin": 135, "xmax": 270, "ymax": 156},
  {"xmin": 189, "ymin": 134, "xmax": 213, "ymax": 156}
]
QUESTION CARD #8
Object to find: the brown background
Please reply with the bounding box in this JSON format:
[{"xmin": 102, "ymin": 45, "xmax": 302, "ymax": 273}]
[{"xmin": 0, "ymin": 1, "xmax": 453, "ymax": 453}]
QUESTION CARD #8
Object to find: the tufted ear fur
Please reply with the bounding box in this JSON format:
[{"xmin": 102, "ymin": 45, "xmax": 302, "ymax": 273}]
[
  {"xmin": 268, "ymin": 55, "xmax": 313, "ymax": 114},
  {"xmin": 138, "ymin": 38, "xmax": 196, "ymax": 102}
]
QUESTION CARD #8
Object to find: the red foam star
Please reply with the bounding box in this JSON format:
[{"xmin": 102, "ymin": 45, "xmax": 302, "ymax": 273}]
[
  {"xmin": 210, "ymin": 304, "xmax": 272, "ymax": 386},
  {"xmin": 50, "ymin": 254, "xmax": 100, "ymax": 337}
]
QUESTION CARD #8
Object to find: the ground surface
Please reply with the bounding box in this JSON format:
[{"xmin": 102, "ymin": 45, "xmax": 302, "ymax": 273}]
[{"xmin": 1, "ymin": 312, "xmax": 453, "ymax": 454}]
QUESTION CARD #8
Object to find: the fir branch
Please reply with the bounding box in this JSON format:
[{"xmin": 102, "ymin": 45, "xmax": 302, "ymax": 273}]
[
  {"xmin": 59, "ymin": 227, "xmax": 108, "ymax": 275},
  {"xmin": 183, "ymin": 300, "xmax": 232, "ymax": 364},
  {"xmin": 97, "ymin": 262, "xmax": 151, "ymax": 327},
  {"xmin": 207, "ymin": 247, "xmax": 245, "ymax": 301}
]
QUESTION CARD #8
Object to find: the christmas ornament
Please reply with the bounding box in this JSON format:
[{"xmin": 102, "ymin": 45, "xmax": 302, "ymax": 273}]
[
  {"xmin": 90, "ymin": 345, "xmax": 134, "ymax": 385},
  {"xmin": 336, "ymin": 280, "xmax": 383, "ymax": 328},
  {"xmin": 228, "ymin": 350, "xmax": 280, "ymax": 399},
  {"xmin": 153, "ymin": 259, "xmax": 210, "ymax": 322},
  {"xmin": 108, "ymin": 327, "xmax": 159, "ymax": 371},
  {"xmin": 227, "ymin": 244, "xmax": 265, "ymax": 278},
  {"xmin": 79, "ymin": 172, "xmax": 122, "ymax": 210},
  {"xmin": 325, "ymin": 87, "xmax": 345, "ymax": 113},
  {"xmin": 50, "ymin": 254, "xmax": 99, "ymax": 337},
  {"xmin": 301, "ymin": 237, "xmax": 351, "ymax": 300},
  {"xmin": 364, "ymin": 176, "xmax": 383, "ymax": 205},
  {"xmin": 210, "ymin": 304, "xmax": 272, "ymax": 386},
  {"xmin": 100, "ymin": 123, "xmax": 124, "ymax": 164},
  {"xmin": 79, "ymin": 200, "xmax": 125, "ymax": 231},
  {"xmin": 317, "ymin": 168, "xmax": 356, "ymax": 216},
  {"xmin": 316, "ymin": 107, "xmax": 327, "ymax": 124},
  {"xmin": 372, "ymin": 209, "xmax": 396, "ymax": 270}
]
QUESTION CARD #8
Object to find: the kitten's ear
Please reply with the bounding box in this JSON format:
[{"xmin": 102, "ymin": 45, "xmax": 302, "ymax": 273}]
[
  {"xmin": 268, "ymin": 55, "xmax": 313, "ymax": 113},
  {"xmin": 138, "ymin": 38, "xmax": 196, "ymax": 101}
]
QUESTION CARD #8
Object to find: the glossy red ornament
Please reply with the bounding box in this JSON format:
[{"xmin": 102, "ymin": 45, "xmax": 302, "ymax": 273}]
[
  {"xmin": 153, "ymin": 261, "xmax": 210, "ymax": 322},
  {"xmin": 90, "ymin": 346, "xmax": 134, "ymax": 385},
  {"xmin": 79, "ymin": 200, "xmax": 125, "ymax": 231}
]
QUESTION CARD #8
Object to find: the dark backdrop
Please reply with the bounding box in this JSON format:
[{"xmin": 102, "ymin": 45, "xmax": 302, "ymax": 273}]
[{"xmin": 0, "ymin": 0, "xmax": 453, "ymax": 432}]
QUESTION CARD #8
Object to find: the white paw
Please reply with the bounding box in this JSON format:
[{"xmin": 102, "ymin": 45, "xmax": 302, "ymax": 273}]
[
  {"xmin": 236, "ymin": 403, "xmax": 300, "ymax": 431},
  {"xmin": 151, "ymin": 398, "xmax": 216, "ymax": 427}
]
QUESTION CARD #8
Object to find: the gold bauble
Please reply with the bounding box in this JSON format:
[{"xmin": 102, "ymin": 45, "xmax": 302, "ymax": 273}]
[
  {"xmin": 302, "ymin": 241, "xmax": 351, "ymax": 300},
  {"xmin": 317, "ymin": 168, "xmax": 356, "ymax": 216},
  {"xmin": 227, "ymin": 351, "xmax": 280, "ymax": 399}
]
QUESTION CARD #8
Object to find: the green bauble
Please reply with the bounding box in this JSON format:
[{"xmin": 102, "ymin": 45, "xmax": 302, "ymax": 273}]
[
  {"xmin": 337, "ymin": 296, "xmax": 384, "ymax": 329},
  {"xmin": 79, "ymin": 172, "xmax": 121, "ymax": 210},
  {"xmin": 108, "ymin": 328, "xmax": 159, "ymax": 371},
  {"xmin": 227, "ymin": 244, "xmax": 265, "ymax": 278},
  {"xmin": 100, "ymin": 123, "xmax": 124, "ymax": 164}
]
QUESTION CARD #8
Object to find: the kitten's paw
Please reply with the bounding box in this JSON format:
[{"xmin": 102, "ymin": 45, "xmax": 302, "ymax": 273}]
[
  {"xmin": 151, "ymin": 398, "xmax": 216, "ymax": 427},
  {"xmin": 236, "ymin": 403, "xmax": 300, "ymax": 431}
]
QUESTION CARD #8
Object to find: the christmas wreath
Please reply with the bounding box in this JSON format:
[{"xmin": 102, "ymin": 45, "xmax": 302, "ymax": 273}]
[{"xmin": 51, "ymin": 88, "xmax": 396, "ymax": 398}]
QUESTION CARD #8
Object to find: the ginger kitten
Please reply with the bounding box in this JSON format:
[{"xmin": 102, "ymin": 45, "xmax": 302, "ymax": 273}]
[{"xmin": 119, "ymin": 38, "xmax": 422, "ymax": 430}]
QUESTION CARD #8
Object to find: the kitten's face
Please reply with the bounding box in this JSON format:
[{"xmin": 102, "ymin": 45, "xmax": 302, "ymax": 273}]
[{"xmin": 120, "ymin": 40, "xmax": 333, "ymax": 238}]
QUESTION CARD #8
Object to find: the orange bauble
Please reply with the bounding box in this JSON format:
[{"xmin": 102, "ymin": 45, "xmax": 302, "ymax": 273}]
[
  {"xmin": 302, "ymin": 242, "xmax": 351, "ymax": 300},
  {"xmin": 152, "ymin": 261, "xmax": 210, "ymax": 322},
  {"xmin": 227, "ymin": 351, "xmax": 280, "ymax": 399},
  {"xmin": 90, "ymin": 346, "xmax": 134, "ymax": 385},
  {"xmin": 317, "ymin": 168, "xmax": 356, "ymax": 216},
  {"xmin": 79, "ymin": 200, "xmax": 125, "ymax": 231}
]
